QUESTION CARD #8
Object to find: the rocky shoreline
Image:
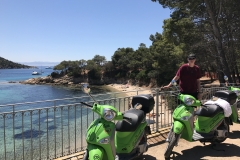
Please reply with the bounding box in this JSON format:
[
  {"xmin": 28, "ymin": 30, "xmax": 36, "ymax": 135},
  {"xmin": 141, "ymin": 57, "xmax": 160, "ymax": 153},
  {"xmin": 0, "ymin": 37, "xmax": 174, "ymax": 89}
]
[
  {"xmin": 19, "ymin": 75, "xmax": 87, "ymax": 86},
  {"xmin": 18, "ymin": 75, "xmax": 131, "ymax": 87}
]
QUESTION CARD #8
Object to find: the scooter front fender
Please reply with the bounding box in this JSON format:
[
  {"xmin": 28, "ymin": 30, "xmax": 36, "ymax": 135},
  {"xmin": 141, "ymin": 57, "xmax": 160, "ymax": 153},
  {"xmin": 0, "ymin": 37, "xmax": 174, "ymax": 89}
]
[
  {"xmin": 173, "ymin": 121, "xmax": 184, "ymax": 134},
  {"xmin": 88, "ymin": 144, "xmax": 104, "ymax": 160}
]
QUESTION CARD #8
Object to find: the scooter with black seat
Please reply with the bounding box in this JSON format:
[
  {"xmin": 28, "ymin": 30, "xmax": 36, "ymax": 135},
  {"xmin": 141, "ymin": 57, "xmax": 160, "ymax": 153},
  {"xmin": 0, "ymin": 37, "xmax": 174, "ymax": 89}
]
[
  {"xmin": 80, "ymin": 84, "xmax": 155, "ymax": 160},
  {"xmin": 215, "ymin": 75, "xmax": 240, "ymax": 124},
  {"xmin": 164, "ymin": 80, "xmax": 234, "ymax": 159}
]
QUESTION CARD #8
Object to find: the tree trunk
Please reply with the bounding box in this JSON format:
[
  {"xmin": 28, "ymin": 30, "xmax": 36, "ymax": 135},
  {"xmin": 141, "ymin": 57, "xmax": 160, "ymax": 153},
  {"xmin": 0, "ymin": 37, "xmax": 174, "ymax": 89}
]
[{"xmin": 204, "ymin": 0, "xmax": 232, "ymax": 83}]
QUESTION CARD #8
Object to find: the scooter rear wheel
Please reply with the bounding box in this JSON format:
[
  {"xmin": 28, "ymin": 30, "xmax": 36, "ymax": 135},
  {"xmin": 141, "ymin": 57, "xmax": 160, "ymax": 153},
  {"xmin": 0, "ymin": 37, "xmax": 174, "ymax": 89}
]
[
  {"xmin": 215, "ymin": 121, "xmax": 229, "ymax": 143},
  {"xmin": 164, "ymin": 133, "xmax": 180, "ymax": 159}
]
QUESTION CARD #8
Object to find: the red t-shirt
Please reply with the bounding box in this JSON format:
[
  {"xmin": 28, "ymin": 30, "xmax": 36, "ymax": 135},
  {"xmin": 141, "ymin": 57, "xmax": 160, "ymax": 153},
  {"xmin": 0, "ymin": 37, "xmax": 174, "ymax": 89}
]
[{"xmin": 176, "ymin": 64, "xmax": 201, "ymax": 93}]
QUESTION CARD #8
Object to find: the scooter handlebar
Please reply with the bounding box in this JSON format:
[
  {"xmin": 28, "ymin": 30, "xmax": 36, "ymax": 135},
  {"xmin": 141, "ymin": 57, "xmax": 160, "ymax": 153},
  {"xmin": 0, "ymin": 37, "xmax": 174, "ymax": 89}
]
[
  {"xmin": 80, "ymin": 102, "xmax": 93, "ymax": 108},
  {"xmin": 171, "ymin": 92, "xmax": 179, "ymax": 96}
]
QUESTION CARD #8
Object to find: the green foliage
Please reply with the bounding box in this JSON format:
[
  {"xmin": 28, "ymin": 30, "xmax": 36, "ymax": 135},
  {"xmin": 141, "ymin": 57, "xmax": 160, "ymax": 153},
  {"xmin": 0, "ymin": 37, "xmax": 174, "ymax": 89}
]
[
  {"xmin": 147, "ymin": 70, "xmax": 158, "ymax": 78},
  {"xmin": 136, "ymin": 70, "xmax": 148, "ymax": 81},
  {"xmin": 149, "ymin": 32, "xmax": 182, "ymax": 85},
  {"xmin": 102, "ymin": 61, "xmax": 114, "ymax": 72},
  {"xmin": 112, "ymin": 47, "xmax": 135, "ymax": 70},
  {"xmin": 152, "ymin": 0, "xmax": 240, "ymax": 83},
  {"xmin": 51, "ymin": 71, "xmax": 61, "ymax": 78},
  {"xmin": 88, "ymin": 68, "xmax": 102, "ymax": 80},
  {"xmin": 67, "ymin": 69, "xmax": 81, "ymax": 77},
  {"xmin": 92, "ymin": 55, "xmax": 106, "ymax": 66},
  {"xmin": 86, "ymin": 60, "xmax": 98, "ymax": 70},
  {"xmin": 54, "ymin": 60, "xmax": 69, "ymax": 70},
  {"xmin": 129, "ymin": 70, "xmax": 139, "ymax": 79}
]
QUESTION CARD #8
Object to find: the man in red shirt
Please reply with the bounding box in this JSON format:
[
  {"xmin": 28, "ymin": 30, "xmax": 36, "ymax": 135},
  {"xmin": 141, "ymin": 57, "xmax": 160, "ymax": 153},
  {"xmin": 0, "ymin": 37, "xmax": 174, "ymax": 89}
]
[{"xmin": 163, "ymin": 54, "xmax": 202, "ymax": 99}]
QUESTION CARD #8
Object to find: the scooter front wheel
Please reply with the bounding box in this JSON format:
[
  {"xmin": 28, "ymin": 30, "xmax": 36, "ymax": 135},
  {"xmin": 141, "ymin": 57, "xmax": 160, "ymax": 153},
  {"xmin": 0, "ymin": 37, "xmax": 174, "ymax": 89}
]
[
  {"xmin": 164, "ymin": 133, "xmax": 180, "ymax": 159},
  {"xmin": 83, "ymin": 150, "xmax": 89, "ymax": 160}
]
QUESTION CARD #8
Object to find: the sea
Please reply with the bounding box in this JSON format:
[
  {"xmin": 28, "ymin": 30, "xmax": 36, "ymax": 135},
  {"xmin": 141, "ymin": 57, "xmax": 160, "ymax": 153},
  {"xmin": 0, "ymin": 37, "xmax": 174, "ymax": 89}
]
[
  {"xmin": 0, "ymin": 67, "xmax": 113, "ymax": 105},
  {"xmin": 0, "ymin": 67, "xmax": 117, "ymax": 159}
]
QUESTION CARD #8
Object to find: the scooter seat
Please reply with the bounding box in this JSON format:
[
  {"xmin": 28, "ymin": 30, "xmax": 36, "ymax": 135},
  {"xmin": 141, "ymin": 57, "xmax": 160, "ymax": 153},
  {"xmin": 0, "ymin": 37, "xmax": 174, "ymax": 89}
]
[
  {"xmin": 116, "ymin": 109, "xmax": 145, "ymax": 132},
  {"xmin": 195, "ymin": 104, "xmax": 223, "ymax": 117}
]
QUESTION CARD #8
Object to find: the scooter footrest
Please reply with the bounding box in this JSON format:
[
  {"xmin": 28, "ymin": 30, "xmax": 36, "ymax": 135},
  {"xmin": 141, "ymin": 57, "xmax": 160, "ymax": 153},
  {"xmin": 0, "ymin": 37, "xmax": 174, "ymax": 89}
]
[
  {"xmin": 145, "ymin": 126, "xmax": 151, "ymax": 135},
  {"xmin": 192, "ymin": 130, "xmax": 213, "ymax": 141},
  {"xmin": 237, "ymin": 118, "xmax": 240, "ymax": 123}
]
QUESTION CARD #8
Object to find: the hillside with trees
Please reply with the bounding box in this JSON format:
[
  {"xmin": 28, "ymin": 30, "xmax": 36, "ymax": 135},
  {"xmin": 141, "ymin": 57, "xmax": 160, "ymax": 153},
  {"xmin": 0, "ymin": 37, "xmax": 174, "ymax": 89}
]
[{"xmin": 0, "ymin": 57, "xmax": 32, "ymax": 69}]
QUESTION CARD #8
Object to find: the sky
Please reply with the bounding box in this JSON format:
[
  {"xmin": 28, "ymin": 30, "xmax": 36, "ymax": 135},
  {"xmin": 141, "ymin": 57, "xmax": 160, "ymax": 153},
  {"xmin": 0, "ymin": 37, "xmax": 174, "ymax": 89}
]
[{"xmin": 0, "ymin": 0, "xmax": 171, "ymax": 65}]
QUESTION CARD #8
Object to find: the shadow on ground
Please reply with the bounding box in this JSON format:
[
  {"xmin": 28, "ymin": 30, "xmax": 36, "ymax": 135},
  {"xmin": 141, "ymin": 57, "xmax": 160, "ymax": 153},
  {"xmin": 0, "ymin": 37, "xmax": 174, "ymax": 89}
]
[
  {"xmin": 228, "ymin": 130, "xmax": 240, "ymax": 139},
  {"xmin": 169, "ymin": 143, "xmax": 240, "ymax": 160},
  {"xmin": 167, "ymin": 130, "xmax": 240, "ymax": 160},
  {"xmin": 141, "ymin": 155, "xmax": 157, "ymax": 160}
]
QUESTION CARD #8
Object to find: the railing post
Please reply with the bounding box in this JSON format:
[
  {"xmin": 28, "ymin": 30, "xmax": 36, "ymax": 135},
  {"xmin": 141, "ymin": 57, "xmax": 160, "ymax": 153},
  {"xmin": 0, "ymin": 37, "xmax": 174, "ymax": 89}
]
[
  {"xmin": 13, "ymin": 105, "xmax": 16, "ymax": 160},
  {"xmin": 155, "ymin": 88, "xmax": 159, "ymax": 132}
]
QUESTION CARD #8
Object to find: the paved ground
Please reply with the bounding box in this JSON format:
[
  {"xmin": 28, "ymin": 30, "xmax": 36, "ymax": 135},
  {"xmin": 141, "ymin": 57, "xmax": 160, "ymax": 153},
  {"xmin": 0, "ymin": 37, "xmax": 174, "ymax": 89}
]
[
  {"xmin": 143, "ymin": 123, "xmax": 240, "ymax": 160},
  {"xmin": 56, "ymin": 123, "xmax": 240, "ymax": 160}
]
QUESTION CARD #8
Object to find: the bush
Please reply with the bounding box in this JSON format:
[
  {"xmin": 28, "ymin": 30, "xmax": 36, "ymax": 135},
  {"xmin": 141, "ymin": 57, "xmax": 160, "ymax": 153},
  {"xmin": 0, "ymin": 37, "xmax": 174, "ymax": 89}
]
[
  {"xmin": 88, "ymin": 68, "xmax": 101, "ymax": 80},
  {"xmin": 51, "ymin": 71, "xmax": 60, "ymax": 78},
  {"xmin": 67, "ymin": 70, "xmax": 81, "ymax": 78}
]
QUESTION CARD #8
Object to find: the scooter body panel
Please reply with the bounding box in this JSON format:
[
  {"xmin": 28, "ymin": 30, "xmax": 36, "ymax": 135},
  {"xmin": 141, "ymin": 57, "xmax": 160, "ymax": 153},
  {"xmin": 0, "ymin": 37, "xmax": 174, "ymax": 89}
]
[
  {"xmin": 172, "ymin": 104, "xmax": 195, "ymax": 141},
  {"xmin": 194, "ymin": 113, "xmax": 224, "ymax": 133},
  {"xmin": 173, "ymin": 121, "xmax": 184, "ymax": 134},
  {"xmin": 115, "ymin": 122, "xmax": 147, "ymax": 154},
  {"xmin": 230, "ymin": 102, "xmax": 239, "ymax": 123},
  {"xmin": 86, "ymin": 118, "xmax": 116, "ymax": 160},
  {"xmin": 87, "ymin": 144, "xmax": 105, "ymax": 160}
]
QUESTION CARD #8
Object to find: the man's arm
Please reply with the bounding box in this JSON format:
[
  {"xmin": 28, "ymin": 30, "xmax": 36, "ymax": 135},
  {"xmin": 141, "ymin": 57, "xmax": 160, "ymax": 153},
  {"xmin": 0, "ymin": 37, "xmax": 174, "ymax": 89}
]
[{"xmin": 164, "ymin": 75, "xmax": 180, "ymax": 88}]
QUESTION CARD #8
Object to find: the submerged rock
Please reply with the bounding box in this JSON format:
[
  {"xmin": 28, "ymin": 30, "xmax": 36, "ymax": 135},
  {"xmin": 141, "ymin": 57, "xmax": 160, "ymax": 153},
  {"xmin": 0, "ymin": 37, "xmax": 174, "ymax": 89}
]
[{"xmin": 14, "ymin": 129, "xmax": 45, "ymax": 139}]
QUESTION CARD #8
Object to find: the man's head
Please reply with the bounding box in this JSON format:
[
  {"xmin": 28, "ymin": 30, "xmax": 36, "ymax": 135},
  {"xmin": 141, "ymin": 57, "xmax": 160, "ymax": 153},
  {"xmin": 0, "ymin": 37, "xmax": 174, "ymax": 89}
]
[
  {"xmin": 188, "ymin": 54, "xmax": 196, "ymax": 60},
  {"xmin": 188, "ymin": 54, "xmax": 196, "ymax": 67}
]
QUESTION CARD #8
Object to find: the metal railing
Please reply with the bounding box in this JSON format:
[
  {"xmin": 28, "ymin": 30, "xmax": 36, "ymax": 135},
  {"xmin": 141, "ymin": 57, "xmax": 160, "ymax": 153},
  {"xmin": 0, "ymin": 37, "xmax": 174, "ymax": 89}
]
[{"xmin": 0, "ymin": 85, "xmax": 236, "ymax": 160}]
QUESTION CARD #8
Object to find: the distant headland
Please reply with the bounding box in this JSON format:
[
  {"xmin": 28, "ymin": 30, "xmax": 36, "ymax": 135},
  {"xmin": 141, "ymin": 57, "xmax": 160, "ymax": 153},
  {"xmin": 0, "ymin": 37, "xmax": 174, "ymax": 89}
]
[{"xmin": 0, "ymin": 57, "xmax": 36, "ymax": 69}]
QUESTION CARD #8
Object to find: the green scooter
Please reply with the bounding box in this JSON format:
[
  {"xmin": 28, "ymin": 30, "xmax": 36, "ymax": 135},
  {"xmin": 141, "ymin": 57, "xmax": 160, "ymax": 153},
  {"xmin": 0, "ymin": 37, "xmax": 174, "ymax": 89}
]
[
  {"xmin": 80, "ymin": 84, "xmax": 154, "ymax": 160},
  {"xmin": 164, "ymin": 80, "xmax": 234, "ymax": 159},
  {"xmin": 216, "ymin": 75, "xmax": 240, "ymax": 124}
]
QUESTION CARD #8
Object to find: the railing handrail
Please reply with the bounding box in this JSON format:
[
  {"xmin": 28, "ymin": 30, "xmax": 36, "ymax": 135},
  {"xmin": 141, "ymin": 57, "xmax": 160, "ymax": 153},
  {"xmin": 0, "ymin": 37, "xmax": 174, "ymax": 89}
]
[{"xmin": 0, "ymin": 89, "xmax": 152, "ymax": 108}]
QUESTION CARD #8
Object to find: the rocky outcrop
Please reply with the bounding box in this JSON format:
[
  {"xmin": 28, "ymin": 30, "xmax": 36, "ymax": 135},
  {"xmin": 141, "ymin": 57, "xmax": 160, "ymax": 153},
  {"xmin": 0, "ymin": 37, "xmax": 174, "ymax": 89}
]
[
  {"xmin": 18, "ymin": 75, "xmax": 150, "ymax": 87},
  {"xmin": 19, "ymin": 75, "xmax": 88, "ymax": 86}
]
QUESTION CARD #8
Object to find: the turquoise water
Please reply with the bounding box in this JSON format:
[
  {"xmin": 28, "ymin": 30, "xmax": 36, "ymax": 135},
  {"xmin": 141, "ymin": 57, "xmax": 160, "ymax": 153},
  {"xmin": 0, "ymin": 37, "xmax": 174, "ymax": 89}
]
[
  {"xmin": 0, "ymin": 68, "xmax": 115, "ymax": 159},
  {"xmin": 0, "ymin": 68, "xmax": 110, "ymax": 105}
]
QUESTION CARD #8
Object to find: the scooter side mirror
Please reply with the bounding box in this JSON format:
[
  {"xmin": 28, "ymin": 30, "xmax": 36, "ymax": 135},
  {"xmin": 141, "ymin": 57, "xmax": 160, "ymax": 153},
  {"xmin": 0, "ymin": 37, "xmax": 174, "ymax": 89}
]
[
  {"xmin": 171, "ymin": 80, "xmax": 177, "ymax": 86},
  {"xmin": 81, "ymin": 83, "xmax": 97, "ymax": 103},
  {"xmin": 82, "ymin": 83, "xmax": 91, "ymax": 94},
  {"xmin": 224, "ymin": 75, "xmax": 228, "ymax": 81}
]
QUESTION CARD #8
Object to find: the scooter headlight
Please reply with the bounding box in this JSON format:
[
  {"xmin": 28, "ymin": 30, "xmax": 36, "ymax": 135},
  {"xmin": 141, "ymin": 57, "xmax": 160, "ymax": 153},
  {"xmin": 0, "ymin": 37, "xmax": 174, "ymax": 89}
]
[
  {"xmin": 103, "ymin": 108, "xmax": 116, "ymax": 121},
  {"xmin": 180, "ymin": 115, "xmax": 192, "ymax": 121},
  {"xmin": 98, "ymin": 137, "xmax": 110, "ymax": 144},
  {"xmin": 233, "ymin": 90, "xmax": 240, "ymax": 96},
  {"xmin": 183, "ymin": 97, "xmax": 195, "ymax": 106}
]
